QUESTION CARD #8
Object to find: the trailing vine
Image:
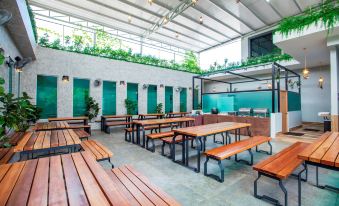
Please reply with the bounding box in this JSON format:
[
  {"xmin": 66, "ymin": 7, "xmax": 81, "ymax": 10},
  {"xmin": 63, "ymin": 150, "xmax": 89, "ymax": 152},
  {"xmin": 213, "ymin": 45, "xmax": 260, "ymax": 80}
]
[
  {"xmin": 26, "ymin": 0, "xmax": 38, "ymax": 41},
  {"xmin": 275, "ymin": 0, "xmax": 339, "ymax": 37}
]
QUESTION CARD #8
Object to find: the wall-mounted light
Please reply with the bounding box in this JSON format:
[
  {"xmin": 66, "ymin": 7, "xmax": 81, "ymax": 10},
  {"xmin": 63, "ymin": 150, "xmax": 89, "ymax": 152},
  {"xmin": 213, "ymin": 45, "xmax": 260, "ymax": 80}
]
[
  {"xmin": 14, "ymin": 56, "xmax": 31, "ymax": 73},
  {"xmin": 176, "ymin": 87, "xmax": 182, "ymax": 92},
  {"xmin": 62, "ymin": 75, "xmax": 69, "ymax": 83},
  {"xmin": 120, "ymin": 80, "xmax": 126, "ymax": 85},
  {"xmin": 160, "ymin": 84, "xmax": 164, "ymax": 88},
  {"xmin": 189, "ymin": 87, "xmax": 192, "ymax": 90},
  {"xmin": 318, "ymin": 76, "xmax": 324, "ymax": 89},
  {"xmin": 142, "ymin": 84, "xmax": 149, "ymax": 89}
]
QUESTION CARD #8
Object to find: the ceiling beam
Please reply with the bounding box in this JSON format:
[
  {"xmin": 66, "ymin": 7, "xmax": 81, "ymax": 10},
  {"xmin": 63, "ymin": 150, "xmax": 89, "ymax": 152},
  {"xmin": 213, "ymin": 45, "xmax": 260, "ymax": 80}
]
[
  {"xmin": 208, "ymin": 0, "xmax": 254, "ymax": 31},
  {"xmin": 236, "ymin": 0, "xmax": 267, "ymax": 25},
  {"xmin": 143, "ymin": 0, "xmax": 194, "ymax": 38},
  {"xmin": 86, "ymin": 0, "xmax": 215, "ymax": 47},
  {"xmin": 293, "ymin": 0, "xmax": 302, "ymax": 12},
  {"xmin": 265, "ymin": 1, "xmax": 284, "ymax": 19},
  {"xmin": 225, "ymin": 71, "xmax": 261, "ymax": 81},
  {"xmin": 30, "ymin": 0, "xmax": 203, "ymax": 51}
]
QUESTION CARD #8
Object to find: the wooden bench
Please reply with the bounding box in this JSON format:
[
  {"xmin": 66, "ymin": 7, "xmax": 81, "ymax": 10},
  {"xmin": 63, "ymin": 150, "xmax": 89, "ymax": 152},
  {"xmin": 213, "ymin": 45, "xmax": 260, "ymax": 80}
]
[
  {"xmin": 106, "ymin": 165, "xmax": 180, "ymax": 206},
  {"xmin": 161, "ymin": 135, "xmax": 195, "ymax": 159},
  {"xmin": 81, "ymin": 140, "xmax": 114, "ymax": 168},
  {"xmin": 253, "ymin": 142, "xmax": 309, "ymax": 206},
  {"xmin": 67, "ymin": 125, "xmax": 91, "ymax": 135},
  {"xmin": 8, "ymin": 132, "xmax": 25, "ymax": 146},
  {"xmin": 73, "ymin": 129, "xmax": 91, "ymax": 141},
  {"xmin": 0, "ymin": 148, "xmax": 14, "ymax": 165},
  {"xmin": 146, "ymin": 131, "xmax": 175, "ymax": 152},
  {"xmin": 204, "ymin": 136, "xmax": 272, "ymax": 182},
  {"xmin": 105, "ymin": 121, "xmax": 132, "ymax": 133},
  {"xmin": 124, "ymin": 126, "xmax": 159, "ymax": 142}
]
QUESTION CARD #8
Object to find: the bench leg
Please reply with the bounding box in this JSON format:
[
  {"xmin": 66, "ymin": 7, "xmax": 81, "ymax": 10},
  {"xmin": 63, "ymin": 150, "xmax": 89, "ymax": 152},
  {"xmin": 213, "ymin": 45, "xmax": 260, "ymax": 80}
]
[
  {"xmin": 254, "ymin": 172, "xmax": 288, "ymax": 206},
  {"xmin": 204, "ymin": 157, "xmax": 225, "ymax": 183},
  {"xmin": 108, "ymin": 158, "xmax": 114, "ymax": 168},
  {"xmin": 146, "ymin": 138, "xmax": 155, "ymax": 152},
  {"xmin": 235, "ymin": 149, "xmax": 253, "ymax": 165},
  {"xmin": 161, "ymin": 141, "xmax": 166, "ymax": 156},
  {"xmin": 315, "ymin": 166, "xmax": 339, "ymax": 192},
  {"xmin": 213, "ymin": 133, "xmax": 225, "ymax": 145},
  {"xmin": 256, "ymin": 141, "xmax": 272, "ymax": 155}
]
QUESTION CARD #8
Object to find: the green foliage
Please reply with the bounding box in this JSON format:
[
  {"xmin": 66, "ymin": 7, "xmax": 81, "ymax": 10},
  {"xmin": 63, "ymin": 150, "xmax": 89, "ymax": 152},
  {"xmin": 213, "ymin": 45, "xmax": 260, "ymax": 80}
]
[
  {"xmin": 205, "ymin": 53, "xmax": 293, "ymax": 74},
  {"xmin": 125, "ymin": 99, "xmax": 138, "ymax": 115},
  {"xmin": 85, "ymin": 97, "xmax": 100, "ymax": 121},
  {"xmin": 37, "ymin": 30, "xmax": 202, "ymax": 74},
  {"xmin": 156, "ymin": 103, "xmax": 163, "ymax": 114},
  {"xmin": 0, "ymin": 53, "xmax": 4, "ymax": 65},
  {"xmin": 276, "ymin": 0, "xmax": 339, "ymax": 36},
  {"xmin": 26, "ymin": 0, "xmax": 38, "ymax": 41}
]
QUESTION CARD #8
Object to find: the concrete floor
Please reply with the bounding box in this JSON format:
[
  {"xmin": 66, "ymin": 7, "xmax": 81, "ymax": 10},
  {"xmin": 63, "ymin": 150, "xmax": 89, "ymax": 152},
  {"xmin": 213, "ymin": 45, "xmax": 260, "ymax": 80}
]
[{"xmin": 94, "ymin": 128, "xmax": 338, "ymax": 206}]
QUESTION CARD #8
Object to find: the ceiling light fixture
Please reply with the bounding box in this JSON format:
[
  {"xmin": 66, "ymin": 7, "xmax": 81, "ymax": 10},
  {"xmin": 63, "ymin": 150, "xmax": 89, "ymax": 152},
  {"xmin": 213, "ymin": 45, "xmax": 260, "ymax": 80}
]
[
  {"xmin": 128, "ymin": 15, "xmax": 132, "ymax": 23},
  {"xmin": 148, "ymin": 0, "xmax": 153, "ymax": 5},
  {"xmin": 302, "ymin": 48, "xmax": 310, "ymax": 79},
  {"xmin": 192, "ymin": 0, "xmax": 198, "ymax": 6},
  {"xmin": 199, "ymin": 16, "xmax": 203, "ymax": 24}
]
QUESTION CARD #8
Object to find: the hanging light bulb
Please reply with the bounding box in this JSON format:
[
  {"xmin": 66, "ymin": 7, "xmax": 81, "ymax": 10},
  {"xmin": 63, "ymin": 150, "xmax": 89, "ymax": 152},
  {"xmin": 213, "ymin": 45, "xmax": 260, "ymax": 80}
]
[
  {"xmin": 199, "ymin": 16, "xmax": 203, "ymax": 24},
  {"xmin": 148, "ymin": 0, "xmax": 153, "ymax": 5},
  {"xmin": 163, "ymin": 16, "xmax": 169, "ymax": 24},
  {"xmin": 192, "ymin": 0, "xmax": 198, "ymax": 6},
  {"xmin": 128, "ymin": 15, "xmax": 132, "ymax": 23},
  {"xmin": 302, "ymin": 48, "xmax": 310, "ymax": 79},
  {"xmin": 318, "ymin": 76, "xmax": 324, "ymax": 89}
]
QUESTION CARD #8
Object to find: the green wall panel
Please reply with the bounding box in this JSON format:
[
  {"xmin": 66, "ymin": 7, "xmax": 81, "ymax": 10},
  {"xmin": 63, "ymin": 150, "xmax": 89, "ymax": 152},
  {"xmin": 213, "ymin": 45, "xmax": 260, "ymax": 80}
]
[
  {"xmin": 127, "ymin": 83, "xmax": 138, "ymax": 115},
  {"xmin": 193, "ymin": 89, "xmax": 199, "ymax": 109},
  {"xmin": 37, "ymin": 75, "xmax": 57, "ymax": 118},
  {"xmin": 73, "ymin": 78, "xmax": 90, "ymax": 117},
  {"xmin": 102, "ymin": 81, "xmax": 116, "ymax": 115},
  {"xmin": 180, "ymin": 88, "xmax": 187, "ymax": 112},
  {"xmin": 165, "ymin": 86, "xmax": 173, "ymax": 113},
  {"xmin": 147, "ymin": 85, "xmax": 157, "ymax": 113},
  {"xmin": 288, "ymin": 91, "xmax": 301, "ymax": 111}
]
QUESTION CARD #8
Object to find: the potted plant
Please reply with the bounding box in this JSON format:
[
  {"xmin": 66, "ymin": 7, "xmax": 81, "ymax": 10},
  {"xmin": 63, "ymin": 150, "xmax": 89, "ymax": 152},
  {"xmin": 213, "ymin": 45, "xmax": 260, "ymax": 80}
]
[
  {"xmin": 156, "ymin": 103, "xmax": 163, "ymax": 114},
  {"xmin": 85, "ymin": 97, "xmax": 100, "ymax": 122},
  {"xmin": 124, "ymin": 99, "xmax": 137, "ymax": 115}
]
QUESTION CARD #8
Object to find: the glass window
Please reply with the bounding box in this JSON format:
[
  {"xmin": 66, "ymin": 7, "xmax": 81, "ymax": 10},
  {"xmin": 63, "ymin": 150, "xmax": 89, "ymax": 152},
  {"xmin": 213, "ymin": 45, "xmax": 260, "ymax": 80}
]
[{"xmin": 249, "ymin": 32, "xmax": 279, "ymax": 57}]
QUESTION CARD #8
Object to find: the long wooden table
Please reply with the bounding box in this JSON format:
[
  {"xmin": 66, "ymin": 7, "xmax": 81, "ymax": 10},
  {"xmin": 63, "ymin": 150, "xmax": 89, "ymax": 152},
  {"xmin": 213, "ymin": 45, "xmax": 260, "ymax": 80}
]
[
  {"xmin": 132, "ymin": 117, "xmax": 195, "ymax": 147},
  {"xmin": 101, "ymin": 115, "xmax": 133, "ymax": 132},
  {"xmin": 173, "ymin": 122, "xmax": 252, "ymax": 173},
  {"xmin": 0, "ymin": 152, "xmax": 130, "ymax": 206},
  {"xmin": 33, "ymin": 121, "xmax": 70, "ymax": 131},
  {"xmin": 48, "ymin": 116, "xmax": 89, "ymax": 125},
  {"xmin": 298, "ymin": 132, "xmax": 339, "ymax": 191},
  {"xmin": 138, "ymin": 113, "xmax": 164, "ymax": 120},
  {"xmin": 166, "ymin": 112, "xmax": 190, "ymax": 118},
  {"xmin": 15, "ymin": 129, "xmax": 81, "ymax": 159}
]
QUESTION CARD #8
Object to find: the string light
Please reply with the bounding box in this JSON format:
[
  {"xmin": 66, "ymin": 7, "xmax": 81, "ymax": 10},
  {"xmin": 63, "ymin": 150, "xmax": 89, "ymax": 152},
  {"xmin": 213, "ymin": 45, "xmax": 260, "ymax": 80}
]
[
  {"xmin": 302, "ymin": 48, "xmax": 310, "ymax": 79},
  {"xmin": 163, "ymin": 16, "xmax": 169, "ymax": 24}
]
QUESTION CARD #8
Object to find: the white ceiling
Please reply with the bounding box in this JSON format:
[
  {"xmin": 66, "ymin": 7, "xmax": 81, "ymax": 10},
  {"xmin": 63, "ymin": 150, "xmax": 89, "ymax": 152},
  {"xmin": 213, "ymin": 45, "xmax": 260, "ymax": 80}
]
[{"xmin": 28, "ymin": 0, "xmax": 322, "ymax": 52}]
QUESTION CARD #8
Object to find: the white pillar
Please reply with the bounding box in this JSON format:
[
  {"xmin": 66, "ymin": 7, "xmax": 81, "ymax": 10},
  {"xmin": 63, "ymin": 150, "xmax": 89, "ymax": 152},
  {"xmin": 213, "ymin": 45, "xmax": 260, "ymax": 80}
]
[{"xmin": 328, "ymin": 44, "xmax": 339, "ymax": 131}]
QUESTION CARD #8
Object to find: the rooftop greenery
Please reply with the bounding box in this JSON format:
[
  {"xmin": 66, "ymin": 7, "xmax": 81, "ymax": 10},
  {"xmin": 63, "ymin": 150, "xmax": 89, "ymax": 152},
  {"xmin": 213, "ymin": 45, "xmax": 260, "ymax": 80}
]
[{"xmin": 275, "ymin": 0, "xmax": 339, "ymax": 37}]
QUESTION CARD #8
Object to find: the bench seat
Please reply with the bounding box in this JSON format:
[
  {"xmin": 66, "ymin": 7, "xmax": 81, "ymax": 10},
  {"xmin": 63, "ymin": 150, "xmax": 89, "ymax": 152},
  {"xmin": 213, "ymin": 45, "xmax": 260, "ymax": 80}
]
[
  {"xmin": 146, "ymin": 131, "xmax": 175, "ymax": 152},
  {"xmin": 0, "ymin": 148, "xmax": 14, "ymax": 165},
  {"xmin": 124, "ymin": 126, "xmax": 159, "ymax": 142},
  {"xmin": 81, "ymin": 140, "xmax": 114, "ymax": 168},
  {"xmin": 204, "ymin": 136, "xmax": 272, "ymax": 182},
  {"xmin": 67, "ymin": 125, "xmax": 91, "ymax": 134},
  {"xmin": 73, "ymin": 129, "xmax": 91, "ymax": 141},
  {"xmin": 8, "ymin": 132, "xmax": 25, "ymax": 146},
  {"xmin": 106, "ymin": 165, "xmax": 180, "ymax": 206},
  {"xmin": 252, "ymin": 142, "xmax": 309, "ymax": 206}
]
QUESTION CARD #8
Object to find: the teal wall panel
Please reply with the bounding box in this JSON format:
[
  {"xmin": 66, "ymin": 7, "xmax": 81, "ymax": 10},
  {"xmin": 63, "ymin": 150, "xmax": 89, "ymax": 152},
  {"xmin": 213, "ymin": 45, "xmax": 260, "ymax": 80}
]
[
  {"xmin": 147, "ymin": 85, "xmax": 157, "ymax": 113},
  {"xmin": 127, "ymin": 83, "xmax": 138, "ymax": 115},
  {"xmin": 102, "ymin": 81, "xmax": 116, "ymax": 115},
  {"xmin": 180, "ymin": 88, "xmax": 187, "ymax": 112},
  {"xmin": 37, "ymin": 75, "xmax": 57, "ymax": 118},
  {"xmin": 165, "ymin": 86, "xmax": 173, "ymax": 113},
  {"xmin": 288, "ymin": 91, "xmax": 301, "ymax": 111},
  {"xmin": 73, "ymin": 78, "xmax": 90, "ymax": 117}
]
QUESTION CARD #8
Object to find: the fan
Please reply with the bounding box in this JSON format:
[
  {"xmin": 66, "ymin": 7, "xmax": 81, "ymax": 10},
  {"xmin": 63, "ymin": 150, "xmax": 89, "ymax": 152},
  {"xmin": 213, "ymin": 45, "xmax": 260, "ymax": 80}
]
[
  {"xmin": 0, "ymin": 9, "xmax": 12, "ymax": 25},
  {"xmin": 94, "ymin": 79, "xmax": 101, "ymax": 87}
]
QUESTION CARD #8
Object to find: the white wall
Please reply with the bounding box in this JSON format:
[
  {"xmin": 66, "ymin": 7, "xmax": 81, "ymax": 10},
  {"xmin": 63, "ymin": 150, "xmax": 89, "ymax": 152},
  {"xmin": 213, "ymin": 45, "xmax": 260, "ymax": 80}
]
[{"xmin": 21, "ymin": 47, "xmax": 195, "ymax": 119}]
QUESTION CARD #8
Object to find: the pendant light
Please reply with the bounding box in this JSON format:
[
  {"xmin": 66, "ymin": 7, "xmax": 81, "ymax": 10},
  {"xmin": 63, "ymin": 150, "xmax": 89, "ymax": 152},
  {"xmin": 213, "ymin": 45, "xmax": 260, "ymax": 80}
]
[
  {"xmin": 302, "ymin": 48, "xmax": 310, "ymax": 79},
  {"xmin": 148, "ymin": 0, "xmax": 153, "ymax": 5}
]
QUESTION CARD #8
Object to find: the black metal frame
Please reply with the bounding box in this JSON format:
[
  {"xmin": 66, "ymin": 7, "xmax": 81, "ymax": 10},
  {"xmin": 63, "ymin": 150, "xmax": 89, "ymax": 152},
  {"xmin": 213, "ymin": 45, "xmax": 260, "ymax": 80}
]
[
  {"xmin": 305, "ymin": 161, "xmax": 339, "ymax": 192},
  {"xmin": 192, "ymin": 63, "xmax": 301, "ymax": 113}
]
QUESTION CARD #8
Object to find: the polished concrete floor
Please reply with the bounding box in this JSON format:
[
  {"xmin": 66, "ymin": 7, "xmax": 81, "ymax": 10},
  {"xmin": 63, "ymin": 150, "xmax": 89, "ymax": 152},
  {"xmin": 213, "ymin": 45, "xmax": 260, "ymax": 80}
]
[{"xmin": 94, "ymin": 128, "xmax": 338, "ymax": 206}]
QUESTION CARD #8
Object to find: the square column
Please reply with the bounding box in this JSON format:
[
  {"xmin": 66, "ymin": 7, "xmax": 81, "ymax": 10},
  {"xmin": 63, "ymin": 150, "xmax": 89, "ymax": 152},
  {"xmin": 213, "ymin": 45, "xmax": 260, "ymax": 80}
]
[{"xmin": 329, "ymin": 46, "xmax": 339, "ymax": 131}]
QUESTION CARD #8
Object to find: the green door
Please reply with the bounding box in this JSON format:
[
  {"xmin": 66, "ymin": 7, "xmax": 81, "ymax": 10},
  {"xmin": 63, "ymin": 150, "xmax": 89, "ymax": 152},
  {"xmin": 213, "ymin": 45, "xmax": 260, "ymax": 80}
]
[
  {"xmin": 102, "ymin": 81, "xmax": 116, "ymax": 115},
  {"xmin": 37, "ymin": 75, "xmax": 57, "ymax": 118},
  {"xmin": 73, "ymin": 78, "xmax": 90, "ymax": 117},
  {"xmin": 193, "ymin": 89, "xmax": 199, "ymax": 109},
  {"xmin": 127, "ymin": 83, "xmax": 138, "ymax": 115},
  {"xmin": 180, "ymin": 88, "xmax": 187, "ymax": 112},
  {"xmin": 165, "ymin": 86, "xmax": 173, "ymax": 113},
  {"xmin": 147, "ymin": 85, "xmax": 157, "ymax": 113}
]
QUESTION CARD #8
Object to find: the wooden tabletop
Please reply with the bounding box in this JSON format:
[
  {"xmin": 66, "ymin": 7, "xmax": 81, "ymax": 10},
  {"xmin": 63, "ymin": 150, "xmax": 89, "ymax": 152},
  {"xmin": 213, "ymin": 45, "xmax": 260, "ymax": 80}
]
[
  {"xmin": 102, "ymin": 115, "xmax": 132, "ymax": 119},
  {"xmin": 167, "ymin": 112, "xmax": 190, "ymax": 115},
  {"xmin": 0, "ymin": 152, "xmax": 129, "ymax": 206},
  {"xmin": 15, "ymin": 130, "xmax": 81, "ymax": 152},
  {"xmin": 298, "ymin": 132, "xmax": 339, "ymax": 167},
  {"xmin": 33, "ymin": 121, "xmax": 70, "ymax": 131},
  {"xmin": 173, "ymin": 122, "xmax": 251, "ymax": 137},
  {"xmin": 48, "ymin": 116, "xmax": 88, "ymax": 121},
  {"xmin": 133, "ymin": 117, "xmax": 195, "ymax": 126},
  {"xmin": 139, "ymin": 113, "xmax": 165, "ymax": 117}
]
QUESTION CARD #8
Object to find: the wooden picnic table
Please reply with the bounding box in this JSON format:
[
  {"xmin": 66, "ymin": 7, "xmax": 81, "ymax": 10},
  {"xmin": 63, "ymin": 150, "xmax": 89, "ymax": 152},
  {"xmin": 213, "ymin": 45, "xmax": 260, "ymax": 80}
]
[
  {"xmin": 32, "ymin": 121, "xmax": 70, "ymax": 131},
  {"xmin": 48, "ymin": 116, "xmax": 89, "ymax": 125},
  {"xmin": 101, "ymin": 115, "xmax": 133, "ymax": 131},
  {"xmin": 298, "ymin": 132, "xmax": 339, "ymax": 191},
  {"xmin": 132, "ymin": 117, "xmax": 195, "ymax": 147},
  {"xmin": 0, "ymin": 151, "xmax": 130, "ymax": 206},
  {"xmin": 15, "ymin": 129, "xmax": 81, "ymax": 159},
  {"xmin": 172, "ymin": 122, "xmax": 252, "ymax": 173},
  {"xmin": 138, "ymin": 113, "xmax": 164, "ymax": 120},
  {"xmin": 166, "ymin": 112, "xmax": 190, "ymax": 118}
]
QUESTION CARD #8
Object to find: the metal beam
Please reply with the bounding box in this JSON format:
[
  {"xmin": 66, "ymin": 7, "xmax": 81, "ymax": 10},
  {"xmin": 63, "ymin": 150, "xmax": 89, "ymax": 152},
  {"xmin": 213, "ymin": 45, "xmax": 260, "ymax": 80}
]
[
  {"xmin": 293, "ymin": 0, "xmax": 302, "ymax": 12},
  {"xmin": 265, "ymin": 1, "xmax": 284, "ymax": 19},
  {"xmin": 225, "ymin": 71, "xmax": 261, "ymax": 81},
  {"xmin": 208, "ymin": 0, "xmax": 254, "ymax": 31},
  {"xmin": 196, "ymin": 77, "xmax": 231, "ymax": 84},
  {"xmin": 86, "ymin": 0, "xmax": 214, "ymax": 47},
  {"xmin": 143, "ymin": 0, "xmax": 194, "ymax": 38},
  {"xmin": 236, "ymin": 0, "xmax": 267, "ymax": 25}
]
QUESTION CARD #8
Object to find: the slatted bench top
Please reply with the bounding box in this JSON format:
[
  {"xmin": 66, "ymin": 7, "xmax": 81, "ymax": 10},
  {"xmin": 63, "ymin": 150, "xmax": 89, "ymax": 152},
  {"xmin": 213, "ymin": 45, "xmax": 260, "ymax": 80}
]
[
  {"xmin": 205, "ymin": 136, "xmax": 271, "ymax": 160},
  {"xmin": 147, "ymin": 131, "xmax": 175, "ymax": 139},
  {"xmin": 298, "ymin": 132, "xmax": 339, "ymax": 167},
  {"xmin": 107, "ymin": 165, "xmax": 180, "ymax": 206},
  {"xmin": 81, "ymin": 140, "xmax": 113, "ymax": 161},
  {"xmin": 162, "ymin": 135, "xmax": 192, "ymax": 144},
  {"xmin": 15, "ymin": 130, "xmax": 81, "ymax": 152},
  {"xmin": 106, "ymin": 121, "xmax": 132, "ymax": 126},
  {"xmin": 73, "ymin": 129, "xmax": 90, "ymax": 139},
  {"xmin": 0, "ymin": 148, "xmax": 14, "ymax": 165},
  {"xmin": 0, "ymin": 152, "xmax": 129, "ymax": 205},
  {"xmin": 33, "ymin": 121, "xmax": 70, "ymax": 131},
  {"xmin": 102, "ymin": 115, "xmax": 132, "ymax": 119},
  {"xmin": 253, "ymin": 142, "xmax": 310, "ymax": 179},
  {"xmin": 48, "ymin": 116, "xmax": 89, "ymax": 121},
  {"xmin": 8, "ymin": 132, "xmax": 25, "ymax": 146},
  {"xmin": 133, "ymin": 117, "xmax": 195, "ymax": 126}
]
